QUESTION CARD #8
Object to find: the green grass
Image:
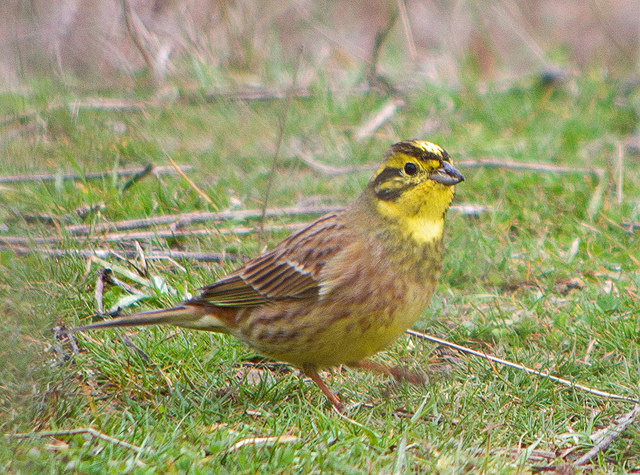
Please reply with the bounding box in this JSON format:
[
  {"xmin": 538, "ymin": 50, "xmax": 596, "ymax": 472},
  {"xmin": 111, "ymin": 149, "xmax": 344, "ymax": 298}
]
[{"xmin": 1, "ymin": 70, "xmax": 639, "ymax": 473}]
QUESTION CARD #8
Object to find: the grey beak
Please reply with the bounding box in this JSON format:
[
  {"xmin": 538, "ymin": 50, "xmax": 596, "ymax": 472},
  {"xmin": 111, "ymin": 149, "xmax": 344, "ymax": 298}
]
[{"xmin": 431, "ymin": 161, "xmax": 464, "ymax": 186}]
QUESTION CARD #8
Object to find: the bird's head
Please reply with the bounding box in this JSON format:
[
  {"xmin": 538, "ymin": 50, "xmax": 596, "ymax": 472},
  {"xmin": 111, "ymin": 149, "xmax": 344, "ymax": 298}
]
[{"xmin": 367, "ymin": 140, "xmax": 464, "ymax": 243}]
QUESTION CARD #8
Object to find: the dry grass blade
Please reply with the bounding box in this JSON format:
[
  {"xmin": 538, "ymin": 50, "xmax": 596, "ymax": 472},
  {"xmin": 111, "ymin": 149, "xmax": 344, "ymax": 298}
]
[
  {"xmin": 573, "ymin": 404, "xmax": 640, "ymax": 466},
  {"xmin": 94, "ymin": 268, "xmax": 111, "ymax": 314},
  {"xmin": 5, "ymin": 428, "xmax": 148, "ymax": 454},
  {"xmin": 587, "ymin": 177, "xmax": 606, "ymax": 220},
  {"xmin": 406, "ymin": 329, "xmax": 639, "ymax": 404},
  {"xmin": 227, "ymin": 435, "xmax": 300, "ymax": 452},
  {"xmin": 166, "ymin": 152, "xmax": 213, "ymax": 205}
]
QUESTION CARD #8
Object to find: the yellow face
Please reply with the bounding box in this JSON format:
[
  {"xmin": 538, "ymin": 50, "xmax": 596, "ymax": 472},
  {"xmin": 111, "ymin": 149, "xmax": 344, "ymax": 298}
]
[{"xmin": 369, "ymin": 140, "xmax": 464, "ymax": 243}]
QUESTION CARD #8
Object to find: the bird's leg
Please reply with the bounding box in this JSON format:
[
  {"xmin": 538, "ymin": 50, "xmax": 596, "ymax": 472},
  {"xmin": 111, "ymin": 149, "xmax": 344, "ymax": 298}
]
[
  {"xmin": 303, "ymin": 366, "xmax": 343, "ymax": 412},
  {"xmin": 348, "ymin": 360, "xmax": 426, "ymax": 386}
]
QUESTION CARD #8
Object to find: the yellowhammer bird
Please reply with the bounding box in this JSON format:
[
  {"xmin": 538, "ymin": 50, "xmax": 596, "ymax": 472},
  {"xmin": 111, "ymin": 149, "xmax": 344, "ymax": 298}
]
[{"xmin": 72, "ymin": 139, "xmax": 463, "ymax": 410}]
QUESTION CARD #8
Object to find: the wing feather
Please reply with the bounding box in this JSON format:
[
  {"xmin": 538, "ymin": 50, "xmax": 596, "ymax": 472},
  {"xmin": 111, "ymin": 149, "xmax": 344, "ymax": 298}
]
[{"xmin": 191, "ymin": 212, "xmax": 351, "ymax": 308}]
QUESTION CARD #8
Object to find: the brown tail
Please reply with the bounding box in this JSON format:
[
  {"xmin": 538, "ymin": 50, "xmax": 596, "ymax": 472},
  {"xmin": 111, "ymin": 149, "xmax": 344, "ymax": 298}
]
[{"xmin": 70, "ymin": 305, "xmax": 227, "ymax": 333}]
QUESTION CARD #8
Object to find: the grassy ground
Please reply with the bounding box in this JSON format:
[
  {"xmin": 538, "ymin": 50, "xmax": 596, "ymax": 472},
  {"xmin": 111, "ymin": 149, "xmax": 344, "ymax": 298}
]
[{"xmin": 1, "ymin": 69, "xmax": 639, "ymax": 473}]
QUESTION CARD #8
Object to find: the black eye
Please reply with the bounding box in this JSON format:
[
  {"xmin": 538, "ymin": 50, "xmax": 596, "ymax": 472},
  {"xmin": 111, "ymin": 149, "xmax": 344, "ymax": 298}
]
[{"xmin": 404, "ymin": 162, "xmax": 418, "ymax": 176}]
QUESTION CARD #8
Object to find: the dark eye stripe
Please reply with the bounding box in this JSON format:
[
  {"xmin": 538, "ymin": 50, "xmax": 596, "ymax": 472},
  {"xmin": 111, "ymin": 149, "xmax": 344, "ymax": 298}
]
[
  {"xmin": 372, "ymin": 167, "xmax": 415, "ymax": 201},
  {"xmin": 372, "ymin": 167, "xmax": 402, "ymax": 189}
]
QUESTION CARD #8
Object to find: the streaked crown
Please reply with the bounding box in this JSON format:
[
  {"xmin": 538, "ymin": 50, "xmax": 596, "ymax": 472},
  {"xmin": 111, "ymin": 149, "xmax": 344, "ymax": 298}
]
[{"xmin": 369, "ymin": 140, "xmax": 461, "ymax": 202}]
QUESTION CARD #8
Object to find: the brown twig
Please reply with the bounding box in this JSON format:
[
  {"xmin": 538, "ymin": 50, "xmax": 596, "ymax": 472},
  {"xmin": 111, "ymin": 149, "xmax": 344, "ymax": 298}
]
[
  {"xmin": 202, "ymin": 87, "xmax": 314, "ymax": 102},
  {"xmin": 0, "ymin": 203, "xmax": 485, "ymax": 248},
  {"xmin": 0, "ymin": 205, "xmax": 486, "ymax": 247},
  {"xmin": 455, "ymin": 158, "xmax": 604, "ymax": 177},
  {"xmin": 296, "ymin": 153, "xmax": 377, "ymax": 176},
  {"xmin": 573, "ymin": 404, "xmax": 640, "ymax": 466},
  {"xmin": 0, "ymin": 165, "xmax": 193, "ymax": 184},
  {"xmin": 0, "ymin": 99, "xmax": 145, "ymax": 131},
  {"xmin": 354, "ymin": 97, "xmax": 405, "ymax": 142},
  {"xmin": 0, "ymin": 223, "xmax": 307, "ymax": 246},
  {"xmin": 67, "ymin": 98, "xmax": 147, "ymax": 111},
  {"xmin": 63, "ymin": 205, "xmax": 343, "ymax": 236},
  {"xmin": 5, "ymin": 427, "xmax": 148, "ymax": 454},
  {"xmin": 396, "ymin": 0, "xmax": 417, "ymax": 60},
  {"xmin": 368, "ymin": 11, "xmax": 400, "ymax": 97},
  {"xmin": 621, "ymin": 221, "xmax": 640, "ymax": 231},
  {"xmin": 9, "ymin": 203, "xmax": 106, "ymax": 225},
  {"xmin": 121, "ymin": 164, "xmax": 154, "ymax": 192},
  {"xmin": 260, "ymin": 50, "xmax": 302, "ymax": 238},
  {"xmin": 2, "ymin": 246, "xmax": 236, "ymax": 263},
  {"xmin": 296, "ymin": 155, "xmax": 605, "ymax": 178},
  {"xmin": 120, "ymin": 0, "xmax": 155, "ymax": 76},
  {"xmin": 406, "ymin": 329, "xmax": 639, "ymax": 404}
]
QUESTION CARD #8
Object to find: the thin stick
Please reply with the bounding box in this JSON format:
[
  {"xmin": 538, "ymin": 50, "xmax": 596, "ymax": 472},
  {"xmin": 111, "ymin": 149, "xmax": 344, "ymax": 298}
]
[
  {"xmin": 67, "ymin": 98, "xmax": 147, "ymax": 111},
  {"xmin": 354, "ymin": 98, "xmax": 405, "ymax": 142},
  {"xmin": 166, "ymin": 153, "xmax": 213, "ymax": 205},
  {"xmin": 573, "ymin": 404, "xmax": 640, "ymax": 466},
  {"xmin": 203, "ymin": 87, "xmax": 313, "ymax": 102},
  {"xmin": 396, "ymin": 0, "xmax": 417, "ymax": 60},
  {"xmin": 0, "ymin": 223, "xmax": 306, "ymax": 246},
  {"xmin": 0, "ymin": 99, "xmax": 144, "ymax": 131},
  {"xmin": 621, "ymin": 222, "xmax": 640, "ymax": 231},
  {"xmin": 0, "ymin": 165, "xmax": 193, "ymax": 184},
  {"xmin": 121, "ymin": 164, "xmax": 153, "ymax": 192},
  {"xmin": 296, "ymin": 153, "xmax": 376, "ymax": 176},
  {"xmin": 63, "ymin": 205, "xmax": 343, "ymax": 235},
  {"xmin": 0, "ymin": 205, "xmax": 485, "ymax": 247},
  {"xmin": 260, "ymin": 50, "xmax": 302, "ymax": 237},
  {"xmin": 2, "ymin": 246, "xmax": 235, "ymax": 262},
  {"xmin": 120, "ymin": 0, "xmax": 154, "ymax": 75},
  {"xmin": 296, "ymin": 155, "xmax": 604, "ymax": 178},
  {"xmin": 406, "ymin": 329, "xmax": 639, "ymax": 404},
  {"xmin": 458, "ymin": 158, "xmax": 604, "ymax": 178},
  {"xmin": 9, "ymin": 203, "xmax": 105, "ymax": 225},
  {"xmin": 368, "ymin": 11, "xmax": 399, "ymax": 97},
  {"xmin": 5, "ymin": 428, "xmax": 147, "ymax": 454}
]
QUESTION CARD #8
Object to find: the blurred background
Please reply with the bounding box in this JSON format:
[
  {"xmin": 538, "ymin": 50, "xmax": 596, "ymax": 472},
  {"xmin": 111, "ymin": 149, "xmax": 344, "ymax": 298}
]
[{"xmin": 1, "ymin": 0, "xmax": 638, "ymax": 89}]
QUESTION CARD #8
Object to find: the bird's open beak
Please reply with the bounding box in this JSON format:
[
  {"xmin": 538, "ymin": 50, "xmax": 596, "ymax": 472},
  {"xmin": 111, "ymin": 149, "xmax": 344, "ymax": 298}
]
[{"xmin": 431, "ymin": 161, "xmax": 464, "ymax": 186}]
